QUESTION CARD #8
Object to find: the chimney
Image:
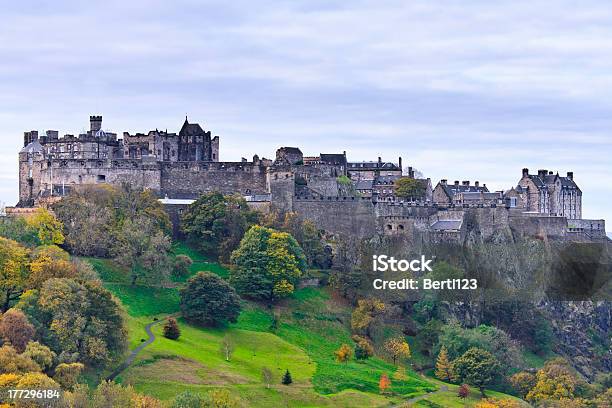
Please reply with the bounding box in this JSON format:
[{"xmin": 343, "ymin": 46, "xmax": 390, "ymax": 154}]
[
  {"xmin": 378, "ymin": 156, "xmax": 382, "ymax": 165},
  {"xmin": 474, "ymin": 181, "xmax": 479, "ymax": 187},
  {"xmin": 441, "ymin": 179, "xmax": 447, "ymax": 185},
  {"xmin": 567, "ymin": 171, "xmax": 573, "ymax": 180},
  {"xmin": 462, "ymin": 180, "xmax": 469, "ymax": 186},
  {"xmin": 454, "ymin": 180, "xmax": 460, "ymax": 186},
  {"xmin": 408, "ymin": 166, "xmax": 414, "ymax": 178},
  {"xmin": 398, "ymin": 156, "xmax": 402, "ymax": 171},
  {"xmin": 90, "ymin": 115, "xmax": 102, "ymax": 132},
  {"xmin": 537, "ymin": 169, "xmax": 547, "ymax": 178},
  {"xmin": 522, "ymin": 168, "xmax": 529, "ymax": 177}
]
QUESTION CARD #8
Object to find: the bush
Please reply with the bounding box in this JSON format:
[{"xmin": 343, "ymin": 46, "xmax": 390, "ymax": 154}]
[
  {"xmin": 173, "ymin": 255, "xmax": 193, "ymax": 278},
  {"xmin": 163, "ymin": 318, "xmax": 181, "ymax": 340}
]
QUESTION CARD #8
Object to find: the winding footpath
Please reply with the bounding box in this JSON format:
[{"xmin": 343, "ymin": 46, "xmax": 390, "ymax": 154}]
[{"xmin": 106, "ymin": 315, "xmax": 174, "ymax": 381}]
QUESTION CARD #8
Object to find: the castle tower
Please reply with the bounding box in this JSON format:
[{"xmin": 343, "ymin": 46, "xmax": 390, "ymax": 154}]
[{"xmin": 90, "ymin": 115, "xmax": 102, "ymax": 132}]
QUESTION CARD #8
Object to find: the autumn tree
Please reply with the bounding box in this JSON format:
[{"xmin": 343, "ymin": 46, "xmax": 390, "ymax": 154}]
[
  {"xmin": 526, "ymin": 358, "xmax": 577, "ymax": 403},
  {"xmin": 394, "ymin": 177, "xmax": 426, "ymax": 201},
  {"xmin": 262, "ymin": 367, "xmax": 273, "ymax": 389},
  {"xmin": 163, "ymin": 318, "xmax": 181, "ymax": 340},
  {"xmin": 0, "ymin": 237, "xmax": 29, "ymax": 312},
  {"xmin": 219, "ymin": 335, "xmax": 235, "ymax": 362},
  {"xmin": 393, "ymin": 365, "xmax": 408, "ymax": 381},
  {"xmin": 384, "ymin": 337, "xmax": 411, "ymax": 365},
  {"xmin": 180, "ymin": 192, "xmax": 259, "ymax": 262},
  {"xmin": 0, "ymin": 308, "xmax": 35, "ymax": 352},
  {"xmin": 25, "ymin": 208, "xmax": 65, "ymax": 246},
  {"xmin": 0, "ymin": 345, "xmax": 40, "ymax": 374},
  {"xmin": 458, "ymin": 383, "xmax": 470, "ymax": 399},
  {"xmin": 230, "ymin": 225, "xmax": 306, "ymax": 303},
  {"xmin": 475, "ymin": 399, "xmax": 522, "ymax": 408},
  {"xmin": 379, "ymin": 373, "xmax": 391, "ymax": 394},
  {"xmin": 453, "ymin": 348, "xmax": 500, "ymax": 397},
  {"xmin": 352, "ymin": 335, "xmax": 374, "ymax": 360},
  {"xmin": 435, "ymin": 346, "xmax": 453, "ymax": 382},
  {"xmin": 53, "ymin": 362, "xmax": 84, "ymax": 390},
  {"xmin": 23, "ymin": 342, "xmax": 56, "ymax": 372},
  {"xmin": 509, "ymin": 371, "xmax": 536, "ymax": 399},
  {"xmin": 334, "ymin": 344, "xmax": 353, "ymax": 364},
  {"xmin": 27, "ymin": 245, "xmax": 78, "ymax": 289},
  {"xmin": 16, "ymin": 278, "xmax": 127, "ymax": 368},
  {"xmin": 350, "ymin": 298, "xmax": 385, "ymax": 338},
  {"xmin": 271, "ymin": 212, "xmax": 330, "ymax": 268},
  {"xmin": 180, "ymin": 272, "xmax": 241, "ymax": 326},
  {"xmin": 282, "ymin": 369, "xmax": 293, "ymax": 385}
]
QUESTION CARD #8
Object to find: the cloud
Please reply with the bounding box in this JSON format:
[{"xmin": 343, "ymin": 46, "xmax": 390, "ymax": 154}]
[{"xmin": 0, "ymin": 0, "xmax": 610, "ymax": 226}]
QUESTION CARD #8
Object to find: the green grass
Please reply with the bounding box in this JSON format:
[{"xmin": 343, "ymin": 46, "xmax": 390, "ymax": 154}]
[
  {"xmin": 171, "ymin": 241, "xmax": 230, "ymax": 279},
  {"xmin": 104, "ymin": 283, "xmax": 180, "ymax": 317}
]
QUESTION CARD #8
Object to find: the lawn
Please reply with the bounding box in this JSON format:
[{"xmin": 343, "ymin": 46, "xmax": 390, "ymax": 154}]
[{"xmin": 171, "ymin": 241, "xmax": 230, "ymax": 279}]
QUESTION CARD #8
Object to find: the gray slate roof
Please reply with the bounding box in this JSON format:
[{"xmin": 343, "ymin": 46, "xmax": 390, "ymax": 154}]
[{"xmin": 430, "ymin": 220, "xmax": 463, "ymax": 231}]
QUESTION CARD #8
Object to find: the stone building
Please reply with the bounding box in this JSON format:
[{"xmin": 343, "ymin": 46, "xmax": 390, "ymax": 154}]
[
  {"xmin": 432, "ymin": 180, "xmax": 489, "ymax": 205},
  {"xmin": 517, "ymin": 168, "xmax": 582, "ymax": 219}
]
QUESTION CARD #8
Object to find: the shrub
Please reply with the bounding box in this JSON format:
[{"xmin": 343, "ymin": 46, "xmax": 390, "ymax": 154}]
[
  {"xmin": 163, "ymin": 318, "xmax": 181, "ymax": 340},
  {"xmin": 282, "ymin": 369, "xmax": 293, "ymax": 385},
  {"xmin": 180, "ymin": 272, "xmax": 241, "ymax": 326}
]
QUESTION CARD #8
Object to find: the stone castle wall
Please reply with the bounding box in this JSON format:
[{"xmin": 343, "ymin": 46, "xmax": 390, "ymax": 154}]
[{"xmin": 293, "ymin": 196, "xmax": 377, "ymax": 237}]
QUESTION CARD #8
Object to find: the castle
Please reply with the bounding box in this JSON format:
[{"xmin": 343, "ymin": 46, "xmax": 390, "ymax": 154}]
[{"xmin": 17, "ymin": 116, "xmax": 607, "ymax": 242}]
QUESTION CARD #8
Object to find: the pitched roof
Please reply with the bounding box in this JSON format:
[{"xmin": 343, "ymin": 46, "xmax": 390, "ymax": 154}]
[
  {"xmin": 355, "ymin": 179, "xmax": 373, "ymax": 190},
  {"xmin": 179, "ymin": 118, "xmax": 206, "ymax": 136},
  {"xmin": 320, "ymin": 153, "xmax": 346, "ymax": 165},
  {"xmin": 430, "ymin": 220, "xmax": 463, "ymax": 231},
  {"xmin": 438, "ymin": 183, "xmax": 488, "ymax": 199},
  {"xmin": 278, "ymin": 147, "xmax": 302, "ymax": 154}
]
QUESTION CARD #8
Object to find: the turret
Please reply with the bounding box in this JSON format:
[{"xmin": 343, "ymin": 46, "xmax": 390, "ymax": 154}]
[{"xmin": 90, "ymin": 115, "xmax": 102, "ymax": 132}]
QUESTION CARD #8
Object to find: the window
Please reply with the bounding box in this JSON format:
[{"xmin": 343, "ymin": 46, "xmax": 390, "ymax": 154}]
[
  {"xmin": 510, "ymin": 197, "xmax": 517, "ymax": 208},
  {"xmin": 97, "ymin": 175, "xmax": 106, "ymax": 182}
]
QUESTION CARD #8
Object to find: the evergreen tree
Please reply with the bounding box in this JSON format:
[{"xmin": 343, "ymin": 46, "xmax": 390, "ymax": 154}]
[
  {"xmin": 281, "ymin": 369, "xmax": 293, "ymax": 385},
  {"xmin": 163, "ymin": 317, "xmax": 181, "ymax": 340},
  {"xmin": 435, "ymin": 346, "xmax": 453, "ymax": 381}
]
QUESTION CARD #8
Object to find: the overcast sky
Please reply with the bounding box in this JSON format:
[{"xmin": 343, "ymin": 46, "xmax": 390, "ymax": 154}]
[{"xmin": 1, "ymin": 0, "xmax": 611, "ymax": 230}]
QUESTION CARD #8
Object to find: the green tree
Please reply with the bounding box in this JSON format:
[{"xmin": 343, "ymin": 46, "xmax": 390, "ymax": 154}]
[
  {"xmin": 352, "ymin": 335, "xmax": 374, "ymax": 360},
  {"xmin": 230, "ymin": 226, "xmax": 306, "ymax": 303},
  {"xmin": 180, "ymin": 272, "xmax": 241, "ymax": 326},
  {"xmin": 0, "ymin": 345, "xmax": 40, "ymax": 374},
  {"xmin": 416, "ymin": 319, "xmax": 443, "ymax": 355},
  {"xmin": 0, "ymin": 237, "xmax": 29, "ymax": 312},
  {"xmin": 173, "ymin": 255, "xmax": 193, "ymax": 278},
  {"xmin": 114, "ymin": 216, "xmax": 171, "ymax": 285},
  {"xmin": 22, "ymin": 342, "xmax": 56, "ymax": 372},
  {"xmin": 163, "ymin": 317, "xmax": 181, "ymax": 340},
  {"xmin": 281, "ymin": 369, "xmax": 293, "ymax": 385},
  {"xmin": 394, "ymin": 177, "xmax": 426, "ymax": 200},
  {"xmin": 453, "ymin": 348, "xmax": 500, "ymax": 397},
  {"xmin": 180, "ymin": 192, "xmax": 259, "ymax": 262}
]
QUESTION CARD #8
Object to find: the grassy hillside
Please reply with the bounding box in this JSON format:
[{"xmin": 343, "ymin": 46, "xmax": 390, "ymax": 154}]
[{"xmin": 88, "ymin": 244, "xmax": 527, "ymax": 407}]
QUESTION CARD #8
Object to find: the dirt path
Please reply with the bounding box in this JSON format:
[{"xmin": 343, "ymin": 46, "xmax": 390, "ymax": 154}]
[
  {"xmin": 390, "ymin": 384, "xmax": 449, "ymax": 407},
  {"xmin": 106, "ymin": 315, "xmax": 173, "ymax": 381}
]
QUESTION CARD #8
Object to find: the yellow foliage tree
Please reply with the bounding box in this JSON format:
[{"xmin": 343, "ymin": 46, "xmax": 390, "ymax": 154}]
[
  {"xmin": 475, "ymin": 398, "xmax": 522, "ymax": 408},
  {"xmin": 350, "ymin": 298, "xmax": 385, "ymax": 336},
  {"xmin": 26, "ymin": 208, "xmax": 65, "ymax": 246},
  {"xmin": 384, "ymin": 337, "xmax": 411, "ymax": 365},
  {"xmin": 435, "ymin": 346, "xmax": 453, "ymax": 381},
  {"xmin": 0, "ymin": 237, "xmax": 29, "ymax": 312},
  {"xmin": 334, "ymin": 343, "xmax": 353, "ymax": 364},
  {"xmin": 393, "ymin": 365, "xmax": 408, "ymax": 381},
  {"xmin": 526, "ymin": 358, "xmax": 576, "ymax": 403}
]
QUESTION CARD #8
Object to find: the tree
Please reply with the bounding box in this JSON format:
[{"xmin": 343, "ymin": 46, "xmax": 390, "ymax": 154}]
[
  {"xmin": 0, "ymin": 237, "xmax": 29, "ymax": 312},
  {"xmin": 203, "ymin": 389, "xmax": 240, "ymax": 408},
  {"xmin": 281, "ymin": 369, "xmax": 293, "ymax": 385},
  {"xmin": 163, "ymin": 318, "xmax": 181, "ymax": 340},
  {"xmin": 230, "ymin": 226, "xmax": 306, "ymax": 303},
  {"xmin": 90, "ymin": 381, "xmax": 136, "ymax": 408},
  {"xmin": 180, "ymin": 192, "xmax": 259, "ymax": 262},
  {"xmin": 114, "ymin": 216, "xmax": 171, "ymax": 285},
  {"xmin": 394, "ymin": 177, "xmax": 426, "ymax": 201},
  {"xmin": 27, "ymin": 245, "xmax": 78, "ymax": 289},
  {"xmin": 52, "ymin": 362, "xmax": 84, "ymax": 390},
  {"xmin": 393, "ymin": 365, "xmax": 408, "ymax": 381},
  {"xmin": 23, "ymin": 342, "xmax": 56, "ymax": 371},
  {"xmin": 16, "ymin": 278, "xmax": 128, "ymax": 369},
  {"xmin": 272, "ymin": 212, "xmax": 330, "ymax": 268},
  {"xmin": 334, "ymin": 344, "xmax": 353, "ymax": 364},
  {"xmin": 453, "ymin": 348, "xmax": 500, "ymax": 397},
  {"xmin": 219, "ymin": 335, "xmax": 235, "ymax": 362},
  {"xmin": 435, "ymin": 346, "xmax": 453, "ymax": 382},
  {"xmin": 415, "ymin": 319, "xmax": 443, "ymax": 355},
  {"xmin": 173, "ymin": 255, "xmax": 193, "ymax": 278},
  {"xmin": 180, "ymin": 272, "xmax": 241, "ymax": 326},
  {"xmin": 458, "ymin": 383, "xmax": 470, "ymax": 399},
  {"xmin": 526, "ymin": 358, "xmax": 577, "ymax": 403},
  {"xmin": 352, "ymin": 335, "xmax": 374, "ymax": 360},
  {"xmin": 0, "ymin": 345, "xmax": 40, "ymax": 374},
  {"xmin": 510, "ymin": 371, "xmax": 536, "ymax": 398},
  {"xmin": 0, "ymin": 308, "xmax": 35, "ymax": 352},
  {"xmin": 384, "ymin": 337, "xmax": 411, "ymax": 365},
  {"xmin": 25, "ymin": 208, "xmax": 65, "ymax": 246},
  {"xmin": 379, "ymin": 373, "xmax": 391, "ymax": 394},
  {"xmin": 475, "ymin": 399, "xmax": 522, "ymax": 408},
  {"xmin": 350, "ymin": 298, "xmax": 385, "ymax": 337},
  {"xmin": 262, "ymin": 367, "xmax": 273, "ymax": 389},
  {"xmin": 172, "ymin": 391, "xmax": 205, "ymax": 408}
]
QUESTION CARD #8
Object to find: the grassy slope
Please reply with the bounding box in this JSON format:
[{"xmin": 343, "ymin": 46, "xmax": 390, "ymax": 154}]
[{"xmin": 90, "ymin": 244, "xmax": 526, "ymax": 407}]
